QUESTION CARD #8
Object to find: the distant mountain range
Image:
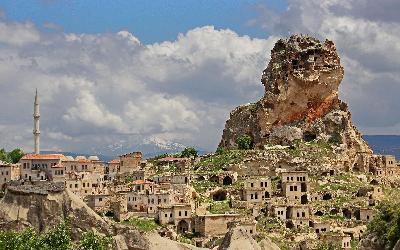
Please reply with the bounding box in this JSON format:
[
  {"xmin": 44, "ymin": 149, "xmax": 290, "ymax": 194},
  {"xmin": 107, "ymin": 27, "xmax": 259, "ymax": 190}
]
[
  {"xmin": 42, "ymin": 136, "xmax": 210, "ymax": 162},
  {"xmin": 363, "ymin": 135, "xmax": 400, "ymax": 159},
  {"xmin": 42, "ymin": 135, "xmax": 399, "ymax": 162}
]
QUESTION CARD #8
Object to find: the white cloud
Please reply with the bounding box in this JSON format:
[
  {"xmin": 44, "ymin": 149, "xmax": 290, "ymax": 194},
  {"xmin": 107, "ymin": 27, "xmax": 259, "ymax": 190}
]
[
  {"xmin": 0, "ymin": 21, "xmax": 40, "ymax": 46},
  {"xmin": 0, "ymin": 22, "xmax": 273, "ymax": 153},
  {"xmin": 63, "ymin": 90, "xmax": 128, "ymax": 133}
]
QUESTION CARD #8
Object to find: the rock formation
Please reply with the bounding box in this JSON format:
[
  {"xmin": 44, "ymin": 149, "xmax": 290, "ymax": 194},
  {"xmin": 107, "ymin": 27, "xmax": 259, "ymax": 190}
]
[
  {"xmin": 219, "ymin": 34, "xmax": 371, "ymax": 159},
  {"xmin": 218, "ymin": 226, "xmax": 280, "ymax": 250}
]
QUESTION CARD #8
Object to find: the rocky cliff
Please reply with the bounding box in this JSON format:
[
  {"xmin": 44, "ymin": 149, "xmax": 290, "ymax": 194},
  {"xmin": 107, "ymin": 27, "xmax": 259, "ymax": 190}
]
[{"xmin": 219, "ymin": 34, "xmax": 371, "ymax": 159}]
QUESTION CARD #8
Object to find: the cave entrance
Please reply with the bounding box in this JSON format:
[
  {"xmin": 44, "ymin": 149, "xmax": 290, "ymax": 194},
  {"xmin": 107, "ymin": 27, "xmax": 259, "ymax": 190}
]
[
  {"xmin": 223, "ymin": 176, "xmax": 233, "ymax": 186},
  {"xmin": 322, "ymin": 193, "xmax": 332, "ymax": 200},
  {"xmin": 212, "ymin": 190, "xmax": 227, "ymax": 201},
  {"xmin": 209, "ymin": 175, "xmax": 219, "ymax": 183},
  {"xmin": 343, "ymin": 208, "xmax": 352, "ymax": 219},
  {"xmin": 303, "ymin": 132, "xmax": 317, "ymax": 142}
]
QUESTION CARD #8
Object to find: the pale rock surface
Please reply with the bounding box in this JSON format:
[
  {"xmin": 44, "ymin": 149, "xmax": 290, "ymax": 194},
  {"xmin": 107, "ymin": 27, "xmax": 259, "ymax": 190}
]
[{"xmin": 218, "ymin": 226, "xmax": 280, "ymax": 250}]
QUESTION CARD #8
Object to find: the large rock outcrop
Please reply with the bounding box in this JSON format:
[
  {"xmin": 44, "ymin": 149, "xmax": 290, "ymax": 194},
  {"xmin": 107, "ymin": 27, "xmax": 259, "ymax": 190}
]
[
  {"xmin": 220, "ymin": 34, "xmax": 371, "ymax": 158},
  {"xmin": 218, "ymin": 226, "xmax": 280, "ymax": 250}
]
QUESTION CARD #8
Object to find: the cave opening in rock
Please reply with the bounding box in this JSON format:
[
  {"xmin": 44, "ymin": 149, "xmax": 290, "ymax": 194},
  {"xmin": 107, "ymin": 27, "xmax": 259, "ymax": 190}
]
[
  {"xmin": 223, "ymin": 176, "xmax": 233, "ymax": 185},
  {"xmin": 303, "ymin": 131, "xmax": 317, "ymax": 142},
  {"xmin": 212, "ymin": 190, "xmax": 227, "ymax": 201}
]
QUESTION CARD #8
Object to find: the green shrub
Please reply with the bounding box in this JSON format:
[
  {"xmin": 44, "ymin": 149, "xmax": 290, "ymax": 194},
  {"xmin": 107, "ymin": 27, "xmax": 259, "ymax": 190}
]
[
  {"xmin": 236, "ymin": 135, "xmax": 253, "ymax": 150},
  {"xmin": 40, "ymin": 222, "xmax": 72, "ymax": 250},
  {"xmin": 180, "ymin": 147, "xmax": 198, "ymax": 158},
  {"xmin": 367, "ymin": 199, "xmax": 400, "ymax": 249},
  {"xmin": 78, "ymin": 231, "xmax": 112, "ymax": 250}
]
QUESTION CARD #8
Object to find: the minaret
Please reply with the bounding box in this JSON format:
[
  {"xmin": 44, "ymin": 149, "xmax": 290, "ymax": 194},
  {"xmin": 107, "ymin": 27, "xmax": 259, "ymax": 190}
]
[{"xmin": 33, "ymin": 89, "xmax": 40, "ymax": 154}]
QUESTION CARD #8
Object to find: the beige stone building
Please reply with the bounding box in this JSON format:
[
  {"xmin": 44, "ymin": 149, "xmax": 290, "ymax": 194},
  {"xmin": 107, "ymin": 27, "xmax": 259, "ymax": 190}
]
[
  {"xmin": 281, "ymin": 170, "xmax": 308, "ymax": 204},
  {"xmin": 242, "ymin": 177, "xmax": 272, "ymax": 204},
  {"xmin": 157, "ymin": 204, "xmax": 192, "ymax": 234},
  {"xmin": 20, "ymin": 154, "xmax": 66, "ymax": 181},
  {"xmin": 194, "ymin": 214, "xmax": 241, "ymax": 237},
  {"xmin": 0, "ymin": 162, "xmax": 21, "ymax": 189},
  {"xmin": 119, "ymin": 152, "xmax": 142, "ymax": 173}
]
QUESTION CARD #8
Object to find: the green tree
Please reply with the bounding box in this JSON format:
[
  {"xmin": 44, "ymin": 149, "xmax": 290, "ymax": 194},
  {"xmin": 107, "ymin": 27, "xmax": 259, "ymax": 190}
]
[
  {"xmin": 78, "ymin": 231, "xmax": 112, "ymax": 250},
  {"xmin": 236, "ymin": 135, "xmax": 253, "ymax": 150},
  {"xmin": 215, "ymin": 146, "xmax": 226, "ymax": 155},
  {"xmin": 0, "ymin": 148, "xmax": 9, "ymax": 163},
  {"xmin": 8, "ymin": 148, "xmax": 24, "ymax": 164},
  {"xmin": 180, "ymin": 147, "xmax": 198, "ymax": 158}
]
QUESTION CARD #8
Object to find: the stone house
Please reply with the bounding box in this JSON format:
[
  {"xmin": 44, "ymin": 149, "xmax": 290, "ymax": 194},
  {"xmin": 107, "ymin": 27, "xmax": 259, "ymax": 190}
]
[
  {"xmin": 320, "ymin": 234, "xmax": 351, "ymax": 249},
  {"xmin": 127, "ymin": 190, "xmax": 174, "ymax": 214},
  {"xmin": 0, "ymin": 162, "xmax": 21, "ymax": 189},
  {"xmin": 228, "ymin": 220, "xmax": 257, "ymax": 235},
  {"xmin": 157, "ymin": 204, "xmax": 192, "ymax": 234},
  {"xmin": 287, "ymin": 205, "xmax": 310, "ymax": 229},
  {"xmin": 49, "ymin": 163, "xmax": 65, "ymax": 182},
  {"xmin": 281, "ymin": 170, "xmax": 308, "ymax": 204},
  {"xmin": 131, "ymin": 180, "xmax": 154, "ymax": 193},
  {"xmin": 271, "ymin": 204, "xmax": 287, "ymax": 221},
  {"xmin": 86, "ymin": 194, "xmax": 110, "ymax": 213},
  {"xmin": 107, "ymin": 159, "xmax": 120, "ymax": 175},
  {"xmin": 119, "ymin": 152, "xmax": 142, "ymax": 174},
  {"xmin": 357, "ymin": 208, "xmax": 376, "ymax": 222},
  {"xmin": 194, "ymin": 214, "xmax": 241, "ymax": 237},
  {"xmin": 19, "ymin": 154, "xmax": 65, "ymax": 181},
  {"xmin": 131, "ymin": 170, "xmax": 146, "ymax": 181},
  {"xmin": 310, "ymin": 220, "xmax": 330, "ymax": 234},
  {"xmin": 243, "ymin": 177, "xmax": 272, "ymax": 199}
]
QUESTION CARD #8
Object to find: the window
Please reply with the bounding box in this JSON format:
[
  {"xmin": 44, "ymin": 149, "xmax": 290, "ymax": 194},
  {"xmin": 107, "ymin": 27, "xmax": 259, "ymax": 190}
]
[
  {"xmin": 185, "ymin": 211, "xmax": 188, "ymax": 216},
  {"xmin": 260, "ymin": 182, "xmax": 263, "ymax": 187},
  {"xmin": 250, "ymin": 194, "xmax": 254, "ymax": 199},
  {"xmin": 165, "ymin": 214, "xmax": 167, "ymax": 217},
  {"xmin": 294, "ymin": 186, "xmax": 298, "ymax": 191},
  {"xmin": 179, "ymin": 211, "xmax": 181, "ymax": 216},
  {"xmin": 290, "ymin": 186, "xmax": 293, "ymax": 191},
  {"xmin": 302, "ymin": 212, "xmax": 305, "ymax": 217},
  {"xmin": 250, "ymin": 183, "xmax": 254, "ymax": 187},
  {"xmin": 297, "ymin": 212, "xmax": 300, "ymax": 218},
  {"xmin": 75, "ymin": 184, "xmax": 78, "ymax": 188},
  {"xmin": 170, "ymin": 213, "xmax": 172, "ymax": 217}
]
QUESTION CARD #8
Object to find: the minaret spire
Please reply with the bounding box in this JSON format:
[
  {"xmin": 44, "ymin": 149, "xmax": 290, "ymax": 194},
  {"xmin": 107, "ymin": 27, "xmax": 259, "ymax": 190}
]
[{"xmin": 33, "ymin": 88, "xmax": 40, "ymax": 154}]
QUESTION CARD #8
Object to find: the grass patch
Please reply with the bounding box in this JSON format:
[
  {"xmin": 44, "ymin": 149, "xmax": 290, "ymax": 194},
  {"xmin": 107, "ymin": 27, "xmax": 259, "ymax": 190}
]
[
  {"xmin": 195, "ymin": 150, "xmax": 246, "ymax": 173},
  {"xmin": 122, "ymin": 217, "xmax": 159, "ymax": 232}
]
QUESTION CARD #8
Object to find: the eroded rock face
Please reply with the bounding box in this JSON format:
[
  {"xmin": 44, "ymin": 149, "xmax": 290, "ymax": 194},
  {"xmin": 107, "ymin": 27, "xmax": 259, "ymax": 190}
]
[
  {"xmin": 218, "ymin": 226, "xmax": 280, "ymax": 250},
  {"xmin": 219, "ymin": 34, "xmax": 371, "ymax": 158}
]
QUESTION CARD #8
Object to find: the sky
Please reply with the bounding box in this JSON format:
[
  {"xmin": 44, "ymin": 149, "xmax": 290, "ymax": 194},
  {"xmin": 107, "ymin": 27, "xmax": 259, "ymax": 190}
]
[{"xmin": 0, "ymin": 0, "xmax": 399, "ymax": 155}]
